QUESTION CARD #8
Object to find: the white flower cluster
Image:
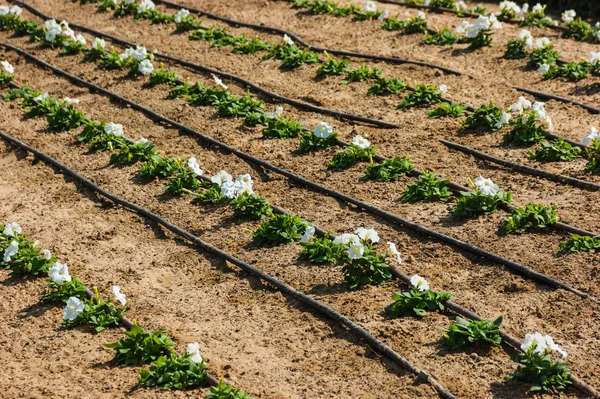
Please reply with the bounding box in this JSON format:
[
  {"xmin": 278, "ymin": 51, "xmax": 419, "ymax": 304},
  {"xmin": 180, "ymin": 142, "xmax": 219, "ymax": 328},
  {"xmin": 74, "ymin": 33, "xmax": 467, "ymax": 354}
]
[
  {"xmin": 105, "ymin": 122, "xmax": 124, "ymax": 136},
  {"xmin": 331, "ymin": 228, "xmax": 402, "ymax": 264},
  {"xmin": 187, "ymin": 157, "xmax": 203, "ymax": 176},
  {"xmin": 1, "ymin": 60, "xmax": 14, "ymax": 74},
  {"xmin": 521, "ymin": 332, "xmax": 567, "ymax": 358},
  {"xmin": 474, "ymin": 176, "xmax": 500, "ymax": 196},
  {"xmin": 174, "ymin": 8, "xmax": 190, "ymax": 23},
  {"xmin": 120, "ymin": 46, "xmax": 154, "ymax": 75},
  {"xmin": 0, "ymin": 5, "xmax": 22, "ymax": 16},
  {"xmin": 497, "ymin": 1, "xmax": 526, "ymax": 19},
  {"xmin": 455, "ymin": 14, "xmax": 501, "ymax": 39},
  {"xmin": 93, "ymin": 37, "xmax": 106, "ymax": 50},
  {"xmin": 283, "ymin": 34, "xmax": 294, "ymax": 47},
  {"xmin": 137, "ymin": 0, "xmax": 155, "ymax": 13},
  {"xmin": 561, "ymin": 9, "xmax": 576, "ymax": 24},
  {"xmin": 404, "ymin": 11, "xmax": 426, "ymax": 20},
  {"xmin": 363, "ymin": 1, "xmax": 376, "ymax": 12},
  {"xmin": 210, "ymin": 170, "xmax": 254, "ymax": 199},
  {"xmin": 62, "ymin": 285, "xmax": 127, "ymax": 321},
  {"xmin": 410, "ymin": 274, "xmax": 429, "ymax": 291},
  {"xmin": 510, "ymin": 96, "xmax": 553, "ymax": 132},
  {"xmin": 43, "ymin": 20, "xmax": 85, "ymax": 45},
  {"xmin": 352, "ymin": 135, "xmax": 371, "ymax": 149},
  {"xmin": 589, "ymin": 51, "xmax": 600, "ymax": 66}
]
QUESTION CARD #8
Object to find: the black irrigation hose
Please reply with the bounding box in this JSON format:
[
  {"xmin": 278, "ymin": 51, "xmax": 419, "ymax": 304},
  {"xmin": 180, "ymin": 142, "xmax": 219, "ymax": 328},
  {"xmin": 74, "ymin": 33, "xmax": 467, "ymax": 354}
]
[
  {"xmin": 0, "ymin": 129, "xmax": 457, "ymax": 399},
  {"xmin": 11, "ymin": 0, "xmax": 402, "ymax": 130},
  {"xmin": 150, "ymin": 0, "xmax": 468, "ymax": 77},
  {"xmin": 440, "ymin": 139, "xmax": 600, "ymax": 192},
  {"xmin": 2, "ymin": 40, "xmax": 597, "ymax": 306}
]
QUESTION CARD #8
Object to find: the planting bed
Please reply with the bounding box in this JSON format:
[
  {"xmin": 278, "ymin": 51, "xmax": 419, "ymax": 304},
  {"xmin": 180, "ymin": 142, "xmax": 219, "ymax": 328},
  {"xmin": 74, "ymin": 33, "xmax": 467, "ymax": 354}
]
[{"xmin": 0, "ymin": 0, "xmax": 599, "ymax": 398}]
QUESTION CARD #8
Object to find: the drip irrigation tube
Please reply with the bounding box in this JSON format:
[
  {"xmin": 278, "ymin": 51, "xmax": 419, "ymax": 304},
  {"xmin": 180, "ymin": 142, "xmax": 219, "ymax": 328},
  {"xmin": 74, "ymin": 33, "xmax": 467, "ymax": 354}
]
[
  {"xmin": 440, "ymin": 139, "xmax": 600, "ymax": 193},
  {"xmin": 11, "ymin": 0, "xmax": 402, "ymax": 130},
  {"xmin": 0, "ymin": 128, "xmax": 456, "ymax": 399},
  {"xmin": 1, "ymin": 40, "xmax": 597, "ymax": 305}
]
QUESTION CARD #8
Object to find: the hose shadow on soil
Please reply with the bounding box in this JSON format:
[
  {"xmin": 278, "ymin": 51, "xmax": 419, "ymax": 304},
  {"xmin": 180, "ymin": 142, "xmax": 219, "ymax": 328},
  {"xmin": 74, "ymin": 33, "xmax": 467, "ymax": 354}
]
[{"xmin": 571, "ymin": 83, "xmax": 600, "ymax": 97}]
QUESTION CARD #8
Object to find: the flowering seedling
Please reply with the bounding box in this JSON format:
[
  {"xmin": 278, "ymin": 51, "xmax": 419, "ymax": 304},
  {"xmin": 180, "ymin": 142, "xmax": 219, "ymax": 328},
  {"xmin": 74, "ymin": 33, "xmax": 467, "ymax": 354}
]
[
  {"xmin": 187, "ymin": 86, "xmax": 230, "ymax": 106},
  {"xmin": 105, "ymin": 322, "xmax": 174, "ymax": 365},
  {"xmin": 506, "ymin": 333, "xmax": 571, "ymax": 392},
  {"xmin": 97, "ymin": 0, "xmax": 119, "ymax": 12},
  {"xmin": 78, "ymin": 121, "xmax": 127, "ymax": 153},
  {"xmin": 462, "ymin": 101, "xmax": 506, "ymax": 131},
  {"xmin": 340, "ymin": 65, "xmax": 383, "ymax": 84},
  {"xmin": 149, "ymin": 68, "xmax": 180, "ymax": 86},
  {"xmin": 165, "ymin": 169, "xmax": 204, "ymax": 196},
  {"xmin": 455, "ymin": 15, "xmax": 502, "ymax": 49},
  {"xmin": 62, "ymin": 287, "xmax": 126, "ymax": 333},
  {"xmin": 585, "ymin": 140, "xmax": 600, "ymax": 173},
  {"xmin": 1, "ymin": 230, "xmax": 55, "ymax": 277},
  {"xmin": 299, "ymin": 236, "xmax": 346, "ymax": 264},
  {"xmin": 0, "ymin": 60, "xmax": 14, "ymax": 85},
  {"xmin": 84, "ymin": 38, "xmax": 108, "ymax": 62},
  {"xmin": 230, "ymin": 192, "xmax": 272, "ymax": 220},
  {"xmin": 497, "ymin": 1, "xmax": 522, "ymax": 20},
  {"xmin": 232, "ymin": 37, "xmax": 271, "ymax": 55},
  {"xmin": 401, "ymin": 171, "xmax": 451, "ymax": 202},
  {"xmin": 110, "ymin": 139, "xmax": 158, "ymax": 165},
  {"xmin": 316, "ymin": 55, "xmax": 351, "ymax": 77},
  {"xmin": 398, "ymin": 84, "xmax": 445, "ymax": 109},
  {"xmin": 261, "ymin": 44, "xmax": 320, "ymax": 69},
  {"xmin": 187, "ymin": 184, "xmax": 229, "ymax": 205},
  {"xmin": 138, "ymin": 350, "xmax": 207, "ymax": 390},
  {"xmin": 329, "ymin": 136, "xmax": 375, "ymax": 170},
  {"xmin": 502, "ymin": 111, "xmax": 548, "ymax": 146},
  {"xmin": 425, "ymin": 102, "xmax": 466, "ymax": 118},
  {"xmin": 0, "ymin": 6, "xmax": 22, "ymax": 31},
  {"xmin": 425, "ymin": 29, "xmax": 459, "ymax": 46},
  {"xmin": 138, "ymin": 156, "xmax": 185, "ymax": 178},
  {"xmin": 342, "ymin": 243, "xmax": 391, "ymax": 289},
  {"xmin": 206, "ymin": 379, "xmax": 255, "ymax": 399},
  {"xmin": 367, "ymin": 77, "xmax": 407, "ymax": 96},
  {"xmin": 252, "ymin": 214, "xmax": 309, "ymax": 246},
  {"xmin": 174, "ymin": 12, "xmax": 202, "ymax": 33},
  {"xmin": 40, "ymin": 277, "xmax": 87, "ymax": 304},
  {"xmin": 440, "ymin": 316, "xmax": 503, "ymax": 350},
  {"xmin": 386, "ymin": 275, "xmax": 452, "ymax": 317},
  {"xmin": 452, "ymin": 177, "xmax": 513, "ymax": 217},
  {"xmin": 262, "ymin": 117, "xmax": 303, "ymax": 139},
  {"xmin": 501, "ymin": 203, "xmax": 557, "ymax": 235},
  {"xmin": 298, "ymin": 123, "xmax": 338, "ymax": 153},
  {"xmin": 560, "ymin": 234, "xmax": 600, "ymax": 253},
  {"xmin": 363, "ymin": 157, "xmax": 413, "ymax": 182},
  {"xmin": 527, "ymin": 44, "xmax": 560, "ymax": 68},
  {"xmin": 25, "ymin": 95, "xmax": 60, "ymax": 118},
  {"xmin": 352, "ymin": 6, "xmax": 387, "ymax": 21},
  {"xmin": 1, "ymin": 85, "xmax": 42, "ymax": 105},
  {"xmin": 520, "ymin": 4, "xmax": 554, "ymax": 28},
  {"xmin": 528, "ymin": 138, "xmax": 582, "ymax": 162}
]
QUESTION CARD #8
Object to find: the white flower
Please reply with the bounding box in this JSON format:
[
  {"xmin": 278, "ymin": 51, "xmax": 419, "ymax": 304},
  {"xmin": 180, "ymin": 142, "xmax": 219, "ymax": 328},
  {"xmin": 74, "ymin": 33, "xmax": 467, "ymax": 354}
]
[
  {"xmin": 63, "ymin": 97, "xmax": 80, "ymax": 105},
  {"xmin": 455, "ymin": 21, "xmax": 470, "ymax": 36},
  {"xmin": 44, "ymin": 19, "xmax": 62, "ymax": 43},
  {"xmin": 537, "ymin": 63, "xmax": 550, "ymax": 74},
  {"xmin": 10, "ymin": 5, "xmax": 23, "ymax": 15},
  {"xmin": 347, "ymin": 242, "xmax": 364, "ymax": 260},
  {"xmin": 3, "ymin": 241, "xmax": 19, "ymax": 262},
  {"xmin": 62, "ymin": 26, "xmax": 76, "ymax": 41},
  {"xmin": 300, "ymin": 226, "xmax": 315, "ymax": 243},
  {"xmin": 138, "ymin": 59, "xmax": 154, "ymax": 76},
  {"xmin": 220, "ymin": 176, "xmax": 253, "ymax": 199},
  {"xmin": 355, "ymin": 227, "xmax": 380, "ymax": 243},
  {"xmin": 74, "ymin": 34, "xmax": 86, "ymax": 45},
  {"xmin": 283, "ymin": 34, "xmax": 294, "ymax": 46},
  {"xmin": 489, "ymin": 14, "xmax": 502, "ymax": 30},
  {"xmin": 410, "ymin": 274, "xmax": 430, "ymax": 291},
  {"xmin": 521, "ymin": 332, "xmax": 547, "ymax": 354},
  {"xmin": 387, "ymin": 242, "xmax": 402, "ymax": 264},
  {"xmin": 212, "ymin": 74, "xmax": 227, "ymax": 89},
  {"xmin": 545, "ymin": 335, "xmax": 567, "ymax": 358},
  {"xmin": 186, "ymin": 342, "xmax": 203, "ymax": 363},
  {"xmin": 63, "ymin": 297, "xmax": 84, "ymax": 321},
  {"xmin": 3, "ymin": 222, "xmax": 22, "ymax": 237},
  {"xmin": 314, "ymin": 122, "xmax": 333, "ymax": 138},
  {"xmin": 220, "ymin": 181, "xmax": 237, "ymax": 199},
  {"xmin": 1, "ymin": 60, "xmax": 14, "ymax": 74},
  {"xmin": 187, "ymin": 157, "xmax": 203, "ymax": 176},
  {"xmin": 589, "ymin": 51, "xmax": 600, "ymax": 66},
  {"xmin": 510, "ymin": 96, "xmax": 532, "ymax": 113},
  {"xmin": 495, "ymin": 112, "xmax": 512, "ymax": 129},
  {"xmin": 112, "ymin": 285, "xmax": 127, "ymax": 306},
  {"xmin": 499, "ymin": 1, "xmax": 521, "ymax": 15},
  {"xmin": 211, "ymin": 170, "xmax": 233, "ymax": 185},
  {"xmin": 130, "ymin": 45, "xmax": 148, "ymax": 61},
  {"xmin": 377, "ymin": 10, "xmax": 389, "ymax": 20},
  {"xmin": 363, "ymin": 1, "xmax": 377, "ymax": 12},
  {"xmin": 236, "ymin": 174, "xmax": 252, "ymax": 186},
  {"xmin": 465, "ymin": 24, "xmax": 479, "ymax": 39},
  {"xmin": 0, "ymin": 6, "xmax": 8, "ymax": 16},
  {"xmin": 438, "ymin": 84, "xmax": 447, "ymax": 95},
  {"xmin": 104, "ymin": 122, "xmax": 124, "ymax": 136},
  {"xmin": 532, "ymin": 3, "xmax": 543, "ymax": 13},
  {"xmin": 352, "ymin": 135, "xmax": 371, "ymax": 149},
  {"xmin": 34, "ymin": 93, "xmax": 49, "ymax": 103},
  {"xmin": 456, "ymin": 1, "xmax": 467, "ymax": 10},
  {"xmin": 174, "ymin": 8, "xmax": 190, "ymax": 23},
  {"xmin": 475, "ymin": 15, "xmax": 491, "ymax": 30},
  {"xmin": 333, "ymin": 233, "xmax": 360, "ymax": 246},
  {"xmin": 474, "ymin": 176, "xmax": 500, "ymax": 196},
  {"xmin": 135, "ymin": 137, "xmax": 149, "ymax": 145},
  {"xmin": 138, "ymin": 0, "xmax": 155, "ymax": 13},
  {"xmin": 417, "ymin": 11, "xmax": 426, "ymax": 20},
  {"xmin": 519, "ymin": 29, "xmax": 533, "ymax": 50},
  {"xmin": 268, "ymin": 105, "xmax": 283, "ymax": 119},
  {"xmin": 41, "ymin": 249, "xmax": 52, "ymax": 260},
  {"xmin": 562, "ymin": 9, "xmax": 576, "ymax": 24},
  {"xmin": 582, "ymin": 126, "xmax": 599, "ymax": 146},
  {"xmin": 535, "ymin": 37, "xmax": 550, "ymax": 49},
  {"xmin": 49, "ymin": 262, "xmax": 71, "ymax": 284},
  {"xmin": 531, "ymin": 101, "xmax": 546, "ymax": 120},
  {"xmin": 545, "ymin": 116, "xmax": 553, "ymax": 133}
]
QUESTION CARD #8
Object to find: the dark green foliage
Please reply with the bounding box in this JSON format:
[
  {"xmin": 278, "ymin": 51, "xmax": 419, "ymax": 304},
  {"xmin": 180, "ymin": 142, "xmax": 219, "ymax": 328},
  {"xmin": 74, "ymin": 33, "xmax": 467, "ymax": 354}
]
[
  {"xmin": 261, "ymin": 44, "xmax": 320, "ymax": 69},
  {"xmin": 109, "ymin": 140, "xmax": 159, "ymax": 165},
  {"xmin": 150, "ymin": 68, "xmax": 180, "ymax": 86},
  {"xmin": 560, "ymin": 234, "xmax": 600, "ymax": 253},
  {"xmin": 316, "ymin": 57, "xmax": 351, "ymax": 76},
  {"xmin": 563, "ymin": 18, "xmax": 592, "ymax": 41},
  {"xmin": 232, "ymin": 37, "xmax": 271, "ymax": 55},
  {"xmin": 298, "ymin": 131, "xmax": 338, "ymax": 153},
  {"xmin": 501, "ymin": 113, "xmax": 547, "ymax": 146},
  {"xmin": 363, "ymin": 157, "xmax": 413, "ymax": 182},
  {"xmin": 401, "ymin": 171, "xmax": 451, "ymax": 202},
  {"xmin": 40, "ymin": 278, "xmax": 87, "ymax": 304},
  {"xmin": 138, "ymin": 352, "xmax": 207, "ymax": 390},
  {"xmin": 425, "ymin": 29, "xmax": 459, "ymax": 46},
  {"xmin": 441, "ymin": 316, "xmax": 503, "ymax": 350},
  {"xmin": 230, "ymin": 193, "xmax": 272, "ymax": 220},
  {"xmin": 502, "ymin": 203, "xmax": 557, "ymax": 234},
  {"xmin": 298, "ymin": 236, "xmax": 345, "ymax": 264},
  {"xmin": 452, "ymin": 190, "xmax": 513, "ymax": 217},
  {"xmin": 398, "ymin": 84, "xmax": 444, "ymax": 109},
  {"xmin": 506, "ymin": 347, "xmax": 571, "ymax": 392},
  {"xmin": 528, "ymin": 46, "xmax": 560, "ymax": 68},
  {"xmin": 206, "ymin": 379, "xmax": 255, "ymax": 399},
  {"xmin": 543, "ymin": 61, "xmax": 591, "ymax": 81},
  {"xmin": 386, "ymin": 288, "xmax": 452, "ymax": 317},
  {"xmin": 190, "ymin": 185, "xmax": 229, "ymax": 205},
  {"xmin": 63, "ymin": 290, "xmax": 125, "ymax": 333},
  {"xmin": 425, "ymin": 102, "xmax": 466, "ymax": 118},
  {"xmin": 105, "ymin": 322, "xmax": 174, "ymax": 365},
  {"xmin": 462, "ymin": 101, "xmax": 504, "ymax": 131},
  {"xmin": 340, "ymin": 65, "xmax": 383, "ymax": 84},
  {"xmin": 528, "ymin": 139, "xmax": 582, "ymax": 162},
  {"xmin": 504, "ymin": 39, "xmax": 529, "ymax": 60},
  {"xmin": 165, "ymin": 169, "xmax": 203, "ymax": 196},
  {"xmin": 329, "ymin": 144, "xmax": 375, "ymax": 170},
  {"xmin": 367, "ymin": 77, "xmax": 407, "ymax": 96},
  {"xmin": 138, "ymin": 156, "xmax": 185, "ymax": 179},
  {"xmin": 252, "ymin": 214, "xmax": 308, "ymax": 246},
  {"xmin": 341, "ymin": 246, "xmax": 392, "ymax": 289},
  {"xmin": 585, "ymin": 140, "xmax": 600, "ymax": 173},
  {"xmin": 262, "ymin": 117, "xmax": 303, "ymax": 139}
]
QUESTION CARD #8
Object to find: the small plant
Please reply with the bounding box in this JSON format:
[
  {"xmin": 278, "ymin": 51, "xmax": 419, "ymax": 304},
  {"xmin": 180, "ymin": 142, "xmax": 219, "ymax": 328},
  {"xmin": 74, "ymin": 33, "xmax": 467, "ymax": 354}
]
[
  {"xmin": 367, "ymin": 77, "xmax": 407, "ymax": 96},
  {"xmin": 211, "ymin": 34, "xmax": 247, "ymax": 48},
  {"xmin": 40, "ymin": 277, "xmax": 87, "ymax": 304},
  {"xmin": 138, "ymin": 352, "xmax": 207, "ymax": 390},
  {"xmin": 110, "ymin": 139, "xmax": 158, "ymax": 165},
  {"xmin": 563, "ymin": 18, "xmax": 592, "ymax": 42},
  {"xmin": 261, "ymin": 44, "xmax": 320, "ymax": 69},
  {"xmin": 165, "ymin": 169, "xmax": 203, "ymax": 196},
  {"xmin": 230, "ymin": 193, "xmax": 272, "ymax": 220},
  {"xmin": 441, "ymin": 316, "xmax": 503, "ymax": 350},
  {"xmin": 298, "ymin": 130, "xmax": 338, "ymax": 153},
  {"xmin": 218, "ymin": 94, "xmax": 264, "ymax": 118},
  {"xmin": 506, "ymin": 334, "xmax": 571, "ymax": 392},
  {"xmin": 298, "ymin": 236, "xmax": 345, "ymax": 264},
  {"xmin": 528, "ymin": 139, "xmax": 582, "ymax": 162},
  {"xmin": 62, "ymin": 288, "xmax": 125, "ymax": 333},
  {"xmin": 138, "ymin": 156, "xmax": 185, "ymax": 178},
  {"xmin": 188, "ymin": 185, "xmax": 228, "ymax": 205},
  {"xmin": 462, "ymin": 101, "xmax": 505, "ymax": 131},
  {"xmin": 425, "ymin": 29, "xmax": 459, "ymax": 46},
  {"xmin": 46, "ymin": 103, "xmax": 87, "ymax": 132},
  {"xmin": 543, "ymin": 61, "xmax": 591, "ymax": 82},
  {"xmin": 105, "ymin": 322, "xmax": 174, "ymax": 365},
  {"xmin": 175, "ymin": 14, "xmax": 202, "ymax": 33},
  {"xmin": 78, "ymin": 121, "xmax": 127, "ymax": 153},
  {"xmin": 386, "ymin": 275, "xmax": 452, "ymax": 317},
  {"xmin": 149, "ymin": 68, "xmax": 180, "ymax": 86},
  {"xmin": 329, "ymin": 142, "xmax": 375, "ymax": 170},
  {"xmin": 429, "ymin": 0, "xmax": 455, "ymax": 7},
  {"xmin": 187, "ymin": 86, "xmax": 231, "ymax": 107},
  {"xmin": 398, "ymin": 84, "xmax": 444, "ymax": 109},
  {"xmin": 252, "ymin": 214, "xmax": 309, "ymax": 246},
  {"xmin": 340, "ymin": 65, "xmax": 383, "ymax": 84},
  {"xmin": 401, "ymin": 171, "xmax": 451, "ymax": 202},
  {"xmin": 232, "ymin": 37, "xmax": 271, "ymax": 55},
  {"xmin": 402, "ymin": 15, "xmax": 429, "ymax": 34},
  {"xmin": 502, "ymin": 109, "xmax": 549, "ymax": 146},
  {"xmin": 316, "ymin": 55, "xmax": 350, "ymax": 76},
  {"xmin": 425, "ymin": 102, "xmax": 466, "ymax": 118},
  {"xmin": 586, "ymin": 140, "xmax": 600, "ymax": 173},
  {"xmin": 262, "ymin": 117, "xmax": 303, "ymax": 139},
  {"xmin": 501, "ymin": 203, "xmax": 557, "ymax": 235},
  {"xmin": 341, "ymin": 244, "xmax": 392, "ymax": 289},
  {"xmin": 189, "ymin": 26, "xmax": 228, "ymax": 42},
  {"xmin": 0, "ymin": 234, "xmax": 55, "ymax": 277},
  {"xmin": 206, "ymin": 379, "xmax": 255, "ymax": 399},
  {"xmin": 168, "ymin": 82, "xmax": 205, "ymax": 99},
  {"xmin": 452, "ymin": 178, "xmax": 513, "ymax": 217},
  {"xmin": 560, "ymin": 234, "xmax": 600, "ymax": 253},
  {"xmin": 381, "ymin": 17, "xmax": 405, "ymax": 31},
  {"xmin": 504, "ymin": 39, "xmax": 529, "ymax": 60},
  {"xmin": 528, "ymin": 46, "xmax": 560, "ymax": 68},
  {"xmin": 363, "ymin": 157, "xmax": 413, "ymax": 182}
]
